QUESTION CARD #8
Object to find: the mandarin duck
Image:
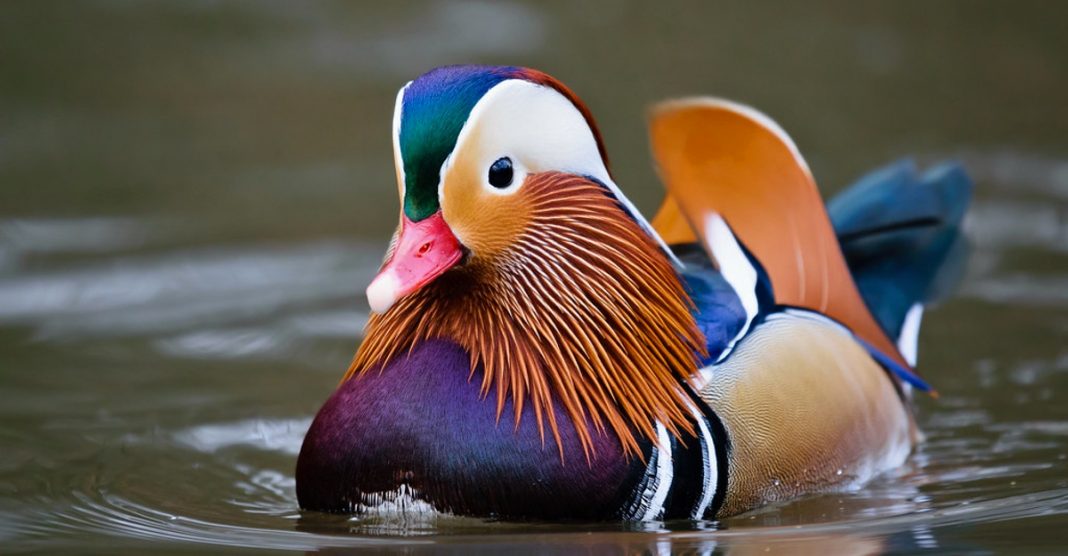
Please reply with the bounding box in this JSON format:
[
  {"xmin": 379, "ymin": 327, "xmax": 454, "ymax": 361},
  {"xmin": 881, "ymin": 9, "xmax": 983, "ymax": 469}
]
[{"xmin": 296, "ymin": 65, "xmax": 971, "ymax": 521}]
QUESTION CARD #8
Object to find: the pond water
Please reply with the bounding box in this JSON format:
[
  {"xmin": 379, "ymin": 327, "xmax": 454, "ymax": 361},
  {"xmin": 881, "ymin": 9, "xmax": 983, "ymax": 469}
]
[{"xmin": 2, "ymin": 2, "xmax": 1067, "ymax": 554}]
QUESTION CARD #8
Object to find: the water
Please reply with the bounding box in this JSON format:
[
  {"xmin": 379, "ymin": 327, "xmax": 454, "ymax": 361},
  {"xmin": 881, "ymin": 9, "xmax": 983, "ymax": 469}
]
[{"xmin": 2, "ymin": 1, "xmax": 1067, "ymax": 553}]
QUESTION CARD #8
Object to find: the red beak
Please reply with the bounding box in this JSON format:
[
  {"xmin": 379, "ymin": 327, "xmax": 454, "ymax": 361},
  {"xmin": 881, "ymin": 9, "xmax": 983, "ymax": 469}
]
[{"xmin": 366, "ymin": 211, "xmax": 462, "ymax": 313}]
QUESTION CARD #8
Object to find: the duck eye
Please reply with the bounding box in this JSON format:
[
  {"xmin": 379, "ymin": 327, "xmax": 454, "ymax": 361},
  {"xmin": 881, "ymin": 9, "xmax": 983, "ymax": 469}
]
[{"xmin": 488, "ymin": 157, "xmax": 514, "ymax": 188}]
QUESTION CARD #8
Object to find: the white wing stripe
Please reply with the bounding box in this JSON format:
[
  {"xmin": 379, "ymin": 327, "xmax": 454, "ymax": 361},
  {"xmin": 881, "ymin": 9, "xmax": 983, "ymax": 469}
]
[{"xmin": 702, "ymin": 213, "xmax": 759, "ymax": 379}]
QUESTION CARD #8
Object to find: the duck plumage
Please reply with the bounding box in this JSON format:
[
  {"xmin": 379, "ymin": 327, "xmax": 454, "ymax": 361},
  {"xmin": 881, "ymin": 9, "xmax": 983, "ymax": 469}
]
[
  {"xmin": 349, "ymin": 172, "xmax": 706, "ymax": 460},
  {"xmin": 296, "ymin": 64, "xmax": 972, "ymax": 521}
]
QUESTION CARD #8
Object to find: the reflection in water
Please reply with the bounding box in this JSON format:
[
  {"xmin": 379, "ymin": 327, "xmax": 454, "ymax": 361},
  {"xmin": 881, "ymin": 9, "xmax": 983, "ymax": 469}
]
[
  {"xmin": 174, "ymin": 418, "xmax": 311, "ymax": 455},
  {"xmin": 0, "ymin": 238, "xmax": 375, "ymax": 339},
  {"xmin": 0, "ymin": 218, "xmax": 157, "ymax": 255},
  {"xmin": 2, "ymin": 1, "xmax": 1067, "ymax": 554},
  {"xmin": 157, "ymin": 309, "xmax": 366, "ymax": 360}
]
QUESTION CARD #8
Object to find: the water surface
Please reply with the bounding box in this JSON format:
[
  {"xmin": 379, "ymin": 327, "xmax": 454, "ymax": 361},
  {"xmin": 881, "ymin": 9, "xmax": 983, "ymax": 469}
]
[{"xmin": 2, "ymin": 2, "xmax": 1067, "ymax": 553}]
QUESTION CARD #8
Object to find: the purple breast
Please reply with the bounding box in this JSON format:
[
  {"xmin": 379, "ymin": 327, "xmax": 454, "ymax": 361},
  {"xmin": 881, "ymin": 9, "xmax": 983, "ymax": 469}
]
[{"xmin": 295, "ymin": 338, "xmax": 644, "ymax": 520}]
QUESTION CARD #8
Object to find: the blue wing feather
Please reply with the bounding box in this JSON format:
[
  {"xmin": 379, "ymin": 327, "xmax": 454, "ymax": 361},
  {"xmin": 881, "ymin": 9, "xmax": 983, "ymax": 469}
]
[{"xmin": 673, "ymin": 245, "xmax": 748, "ymax": 365}]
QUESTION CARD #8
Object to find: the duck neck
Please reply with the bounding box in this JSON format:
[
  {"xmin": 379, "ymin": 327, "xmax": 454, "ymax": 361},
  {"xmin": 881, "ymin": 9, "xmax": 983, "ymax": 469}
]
[{"xmin": 348, "ymin": 172, "xmax": 706, "ymax": 460}]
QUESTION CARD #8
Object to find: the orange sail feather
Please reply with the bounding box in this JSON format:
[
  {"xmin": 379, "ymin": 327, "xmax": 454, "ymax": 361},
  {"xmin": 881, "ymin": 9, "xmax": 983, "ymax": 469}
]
[{"xmin": 648, "ymin": 98, "xmax": 911, "ymax": 371}]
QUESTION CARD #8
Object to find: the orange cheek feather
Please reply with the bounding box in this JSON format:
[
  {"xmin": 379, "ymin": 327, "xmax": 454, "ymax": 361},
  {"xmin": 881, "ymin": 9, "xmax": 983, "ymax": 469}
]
[{"xmin": 440, "ymin": 153, "xmax": 532, "ymax": 262}]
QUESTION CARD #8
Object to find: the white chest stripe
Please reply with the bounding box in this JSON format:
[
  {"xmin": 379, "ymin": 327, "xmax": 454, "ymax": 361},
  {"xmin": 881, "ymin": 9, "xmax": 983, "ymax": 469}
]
[
  {"xmin": 691, "ymin": 405, "xmax": 718, "ymax": 520},
  {"xmin": 623, "ymin": 421, "xmax": 675, "ymax": 521},
  {"xmin": 642, "ymin": 421, "xmax": 675, "ymax": 521}
]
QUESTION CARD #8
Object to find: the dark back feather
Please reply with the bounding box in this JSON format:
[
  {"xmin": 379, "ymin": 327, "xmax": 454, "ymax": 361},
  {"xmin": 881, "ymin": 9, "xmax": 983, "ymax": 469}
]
[{"xmin": 829, "ymin": 160, "xmax": 973, "ymax": 341}]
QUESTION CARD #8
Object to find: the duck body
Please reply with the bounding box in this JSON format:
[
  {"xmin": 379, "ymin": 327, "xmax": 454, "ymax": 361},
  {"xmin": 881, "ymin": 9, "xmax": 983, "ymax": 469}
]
[
  {"xmin": 295, "ymin": 251, "xmax": 738, "ymax": 520},
  {"xmin": 296, "ymin": 338, "xmax": 647, "ymax": 520},
  {"xmin": 296, "ymin": 65, "xmax": 971, "ymax": 521}
]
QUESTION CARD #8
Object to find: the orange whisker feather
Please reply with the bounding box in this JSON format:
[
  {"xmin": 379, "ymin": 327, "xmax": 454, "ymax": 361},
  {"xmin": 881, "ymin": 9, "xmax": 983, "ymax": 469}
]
[{"xmin": 345, "ymin": 173, "xmax": 706, "ymax": 460}]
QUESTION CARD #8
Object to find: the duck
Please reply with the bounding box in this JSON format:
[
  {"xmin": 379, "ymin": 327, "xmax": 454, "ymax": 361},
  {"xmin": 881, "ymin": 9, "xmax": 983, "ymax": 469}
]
[{"xmin": 295, "ymin": 65, "xmax": 971, "ymax": 521}]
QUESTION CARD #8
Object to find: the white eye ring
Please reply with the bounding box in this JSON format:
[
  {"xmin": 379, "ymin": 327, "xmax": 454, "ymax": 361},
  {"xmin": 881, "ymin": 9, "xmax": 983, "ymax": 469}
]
[{"xmin": 483, "ymin": 155, "xmax": 525, "ymax": 195}]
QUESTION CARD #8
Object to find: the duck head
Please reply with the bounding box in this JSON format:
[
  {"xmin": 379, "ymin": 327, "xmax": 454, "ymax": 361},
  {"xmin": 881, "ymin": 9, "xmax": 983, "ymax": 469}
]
[
  {"xmin": 366, "ymin": 65, "xmax": 673, "ymax": 314},
  {"xmin": 344, "ymin": 66, "xmax": 705, "ymax": 461}
]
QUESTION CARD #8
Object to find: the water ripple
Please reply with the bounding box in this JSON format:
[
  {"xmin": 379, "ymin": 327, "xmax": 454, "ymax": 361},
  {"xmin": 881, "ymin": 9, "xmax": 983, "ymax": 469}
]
[
  {"xmin": 173, "ymin": 418, "xmax": 311, "ymax": 456},
  {"xmin": 0, "ymin": 240, "xmax": 377, "ymax": 339}
]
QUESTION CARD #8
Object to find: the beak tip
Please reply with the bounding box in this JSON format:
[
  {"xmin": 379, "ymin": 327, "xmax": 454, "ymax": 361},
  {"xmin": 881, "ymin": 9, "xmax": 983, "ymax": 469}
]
[{"xmin": 366, "ymin": 272, "xmax": 399, "ymax": 314}]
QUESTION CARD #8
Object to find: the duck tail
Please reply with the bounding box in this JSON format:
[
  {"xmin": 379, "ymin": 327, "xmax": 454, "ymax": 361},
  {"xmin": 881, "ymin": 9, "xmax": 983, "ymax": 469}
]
[{"xmin": 829, "ymin": 160, "xmax": 973, "ymax": 366}]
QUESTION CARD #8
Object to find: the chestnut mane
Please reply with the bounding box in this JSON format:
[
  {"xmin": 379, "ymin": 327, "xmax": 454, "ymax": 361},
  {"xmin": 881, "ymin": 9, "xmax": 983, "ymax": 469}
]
[{"xmin": 346, "ymin": 173, "xmax": 706, "ymax": 460}]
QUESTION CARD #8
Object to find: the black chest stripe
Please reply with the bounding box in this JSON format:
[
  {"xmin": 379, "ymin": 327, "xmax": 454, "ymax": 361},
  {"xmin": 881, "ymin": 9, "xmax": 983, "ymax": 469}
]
[
  {"xmin": 618, "ymin": 386, "xmax": 731, "ymax": 521},
  {"xmin": 680, "ymin": 383, "xmax": 730, "ymax": 519},
  {"xmin": 661, "ymin": 413, "xmax": 705, "ymax": 519},
  {"xmin": 619, "ymin": 422, "xmax": 675, "ymax": 521}
]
